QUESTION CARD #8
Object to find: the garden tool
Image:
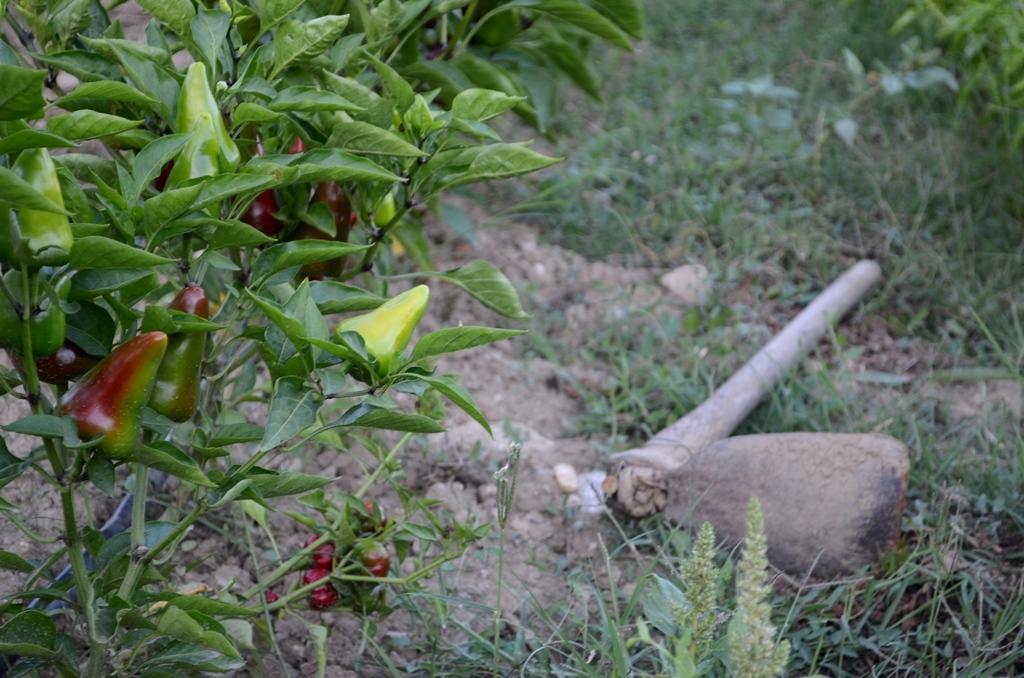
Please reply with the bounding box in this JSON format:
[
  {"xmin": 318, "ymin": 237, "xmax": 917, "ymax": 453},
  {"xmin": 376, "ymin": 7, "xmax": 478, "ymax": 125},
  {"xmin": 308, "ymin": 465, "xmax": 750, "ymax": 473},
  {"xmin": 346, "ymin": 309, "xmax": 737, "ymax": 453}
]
[{"xmin": 606, "ymin": 260, "xmax": 909, "ymax": 576}]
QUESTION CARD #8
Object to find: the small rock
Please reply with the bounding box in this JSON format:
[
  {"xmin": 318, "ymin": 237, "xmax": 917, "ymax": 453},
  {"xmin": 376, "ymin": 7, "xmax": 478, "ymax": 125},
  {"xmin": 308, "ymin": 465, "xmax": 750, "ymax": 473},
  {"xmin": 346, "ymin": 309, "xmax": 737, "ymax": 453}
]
[
  {"xmin": 553, "ymin": 463, "xmax": 578, "ymax": 494},
  {"xmin": 660, "ymin": 264, "xmax": 710, "ymax": 305}
]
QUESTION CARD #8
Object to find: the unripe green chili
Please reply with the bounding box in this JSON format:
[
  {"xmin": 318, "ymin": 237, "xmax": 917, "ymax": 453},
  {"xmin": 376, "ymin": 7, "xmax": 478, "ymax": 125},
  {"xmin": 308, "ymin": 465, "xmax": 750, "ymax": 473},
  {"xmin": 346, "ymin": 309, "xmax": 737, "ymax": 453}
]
[
  {"xmin": 0, "ymin": 271, "xmax": 69, "ymax": 356},
  {"xmin": 149, "ymin": 284, "xmax": 210, "ymax": 422},
  {"xmin": 0, "ymin": 148, "xmax": 73, "ymax": 268},
  {"xmin": 336, "ymin": 285, "xmax": 429, "ymax": 373}
]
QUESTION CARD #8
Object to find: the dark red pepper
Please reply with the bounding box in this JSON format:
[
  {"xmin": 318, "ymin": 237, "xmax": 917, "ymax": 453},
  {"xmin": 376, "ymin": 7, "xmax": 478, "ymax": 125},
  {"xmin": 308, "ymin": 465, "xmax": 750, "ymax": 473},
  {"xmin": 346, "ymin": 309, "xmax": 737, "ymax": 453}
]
[
  {"xmin": 10, "ymin": 341, "xmax": 97, "ymax": 384},
  {"xmin": 302, "ymin": 568, "xmax": 330, "ymax": 586},
  {"xmin": 309, "ymin": 584, "xmax": 338, "ymax": 609},
  {"xmin": 243, "ymin": 190, "xmax": 282, "ymax": 236}
]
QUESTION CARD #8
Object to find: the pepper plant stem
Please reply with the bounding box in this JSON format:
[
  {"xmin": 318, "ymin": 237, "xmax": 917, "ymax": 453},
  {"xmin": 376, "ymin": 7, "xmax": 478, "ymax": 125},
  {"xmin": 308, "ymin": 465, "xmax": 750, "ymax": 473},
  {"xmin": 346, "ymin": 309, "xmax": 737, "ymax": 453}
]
[{"xmin": 18, "ymin": 268, "xmax": 103, "ymax": 670}]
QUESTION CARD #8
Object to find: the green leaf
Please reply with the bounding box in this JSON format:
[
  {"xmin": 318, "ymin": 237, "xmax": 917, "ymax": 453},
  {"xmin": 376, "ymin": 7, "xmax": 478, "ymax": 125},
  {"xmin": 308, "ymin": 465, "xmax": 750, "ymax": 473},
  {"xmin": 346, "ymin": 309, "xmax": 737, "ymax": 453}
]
[
  {"xmin": 268, "ymin": 86, "xmax": 361, "ymax": 113},
  {"xmin": 144, "ymin": 183, "xmax": 205, "ymax": 229},
  {"xmin": 169, "ymin": 596, "xmax": 258, "ymax": 618},
  {"xmin": 327, "ymin": 120, "xmax": 425, "ymax": 157},
  {"xmin": 70, "ymin": 269, "xmax": 153, "ymax": 298},
  {"xmin": 451, "ymin": 88, "xmax": 525, "ymax": 121},
  {"xmin": 129, "ymin": 443, "xmax": 216, "ymax": 487},
  {"xmin": 2, "ymin": 414, "xmax": 65, "ymax": 438},
  {"xmin": 0, "ymin": 65, "xmax": 46, "ymax": 121},
  {"xmin": 273, "ymin": 15, "xmax": 350, "ymax": 76},
  {"xmin": 246, "ymin": 149, "xmax": 400, "ymax": 185},
  {"xmin": 33, "ymin": 50, "xmax": 120, "ymax": 83},
  {"xmin": 248, "ymin": 471, "xmax": 333, "ymax": 498},
  {"xmin": 519, "ymin": 0, "xmax": 632, "ymax": 49},
  {"xmin": 231, "ymin": 102, "xmax": 283, "ymax": 125},
  {"xmin": 143, "ymin": 643, "xmax": 245, "ymax": 672},
  {"xmin": 0, "ymin": 550, "xmax": 34, "ymax": 573},
  {"xmin": 413, "ymin": 373, "xmax": 491, "ymax": 435},
  {"xmin": 206, "ymin": 218, "xmax": 276, "ymax": 248},
  {"xmin": 0, "ymin": 166, "xmax": 66, "ymax": 214},
  {"xmin": 54, "ymin": 80, "xmax": 159, "ymax": 111},
  {"xmin": 156, "ymin": 606, "xmax": 240, "ymax": 659},
  {"xmin": 260, "ymin": 376, "xmax": 323, "ymax": 451},
  {"xmin": 129, "ymin": 133, "xmax": 189, "ymax": 201},
  {"xmin": 411, "ymin": 326, "xmax": 526, "ymax": 360},
  {"xmin": 253, "ymin": 240, "xmax": 367, "ymax": 281},
  {"xmin": 438, "ymin": 260, "xmax": 529, "ymax": 318},
  {"xmin": 588, "ymin": 0, "xmax": 644, "ymax": 38},
  {"xmin": 140, "ymin": 306, "xmax": 226, "ymax": 334},
  {"xmin": 330, "ymin": 403, "xmax": 444, "ymax": 433},
  {"xmin": 209, "ymin": 423, "xmax": 263, "ymax": 446},
  {"xmin": 190, "ymin": 9, "xmax": 231, "ymax": 73},
  {"xmin": 0, "ymin": 610, "xmax": 57, "ymax": 659},
  {"xmin": 193, "ymin": 173, "xmax": 276, "ymax": 212},
  {"xmin": 69, "ymin": 236, "xmax": 175, "ymax": 269},
  {"xmin": 47, "ymin": 111, "xmax": 142, "ymax": 141},
  {"xmin": 259, "ymin": 0, "xmax": 304, "ymax": 32},
  {"xmin": 108, "ymin": 44, "xmax": 178, "ymax": 120},
  {"xmin": 66, "ymin": 300, "xmax": 116, "ymax": 356},
  {"xmin": 444, "ymin": 142, "xmax": 561, "ymax": 189},
  {"xmin": 309, "ymin": 281, "xmax": 385, "ymax": 314},
  {"xmin": 86, "ymin": 453, "xmax": 116, "ymax": 495},
  {"xmin": 138, "ymin": 0, "xmax": 196, "ymax": 36},
  {"xmin": 0, "ymin": 130, "xmax": 75, "ymax": 156},
  {"xmin": 367, "ymin": 53, "xmax": 415, "ymax": 112}
]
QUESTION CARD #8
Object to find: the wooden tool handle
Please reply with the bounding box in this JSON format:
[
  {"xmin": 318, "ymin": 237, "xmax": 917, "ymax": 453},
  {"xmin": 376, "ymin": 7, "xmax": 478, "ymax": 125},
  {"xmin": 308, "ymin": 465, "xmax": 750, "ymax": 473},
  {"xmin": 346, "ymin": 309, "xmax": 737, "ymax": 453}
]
[{"xmin": 611, "ymin": 260, "xmax": 882, "ymax": 469}]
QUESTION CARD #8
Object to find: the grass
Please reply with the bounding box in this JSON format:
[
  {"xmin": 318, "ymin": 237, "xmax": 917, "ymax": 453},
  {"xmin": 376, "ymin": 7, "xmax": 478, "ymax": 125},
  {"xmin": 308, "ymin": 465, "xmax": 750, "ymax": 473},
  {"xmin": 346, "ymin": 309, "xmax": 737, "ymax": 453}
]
[{"xmin": 416, "ymin": 0, "xmax": 1024, "ymax": 675}]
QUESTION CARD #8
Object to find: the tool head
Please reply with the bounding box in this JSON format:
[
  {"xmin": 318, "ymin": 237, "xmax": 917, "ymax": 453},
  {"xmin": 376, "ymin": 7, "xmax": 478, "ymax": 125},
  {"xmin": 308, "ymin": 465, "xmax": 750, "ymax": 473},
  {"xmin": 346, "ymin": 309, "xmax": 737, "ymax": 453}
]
[{"xmin": 659, "ymin": 432, "xmax": 909, "ymax": 576}]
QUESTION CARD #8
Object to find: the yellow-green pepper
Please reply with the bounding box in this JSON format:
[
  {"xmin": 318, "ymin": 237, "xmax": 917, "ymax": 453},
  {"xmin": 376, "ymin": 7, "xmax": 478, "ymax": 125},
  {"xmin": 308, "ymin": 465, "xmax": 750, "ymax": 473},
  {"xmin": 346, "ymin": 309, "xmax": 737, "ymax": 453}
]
[{"xmin": 336, "ymin": 285, "xmax": 429, "ymax": 373}]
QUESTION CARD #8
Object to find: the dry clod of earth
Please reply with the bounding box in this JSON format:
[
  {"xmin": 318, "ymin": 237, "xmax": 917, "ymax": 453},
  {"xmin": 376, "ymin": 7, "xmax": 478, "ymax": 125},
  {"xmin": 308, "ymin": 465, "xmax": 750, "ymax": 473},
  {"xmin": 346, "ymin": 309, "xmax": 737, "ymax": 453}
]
[{"xmin": 659, "ymin": 263, "xmax": 712, "ymax": 305}]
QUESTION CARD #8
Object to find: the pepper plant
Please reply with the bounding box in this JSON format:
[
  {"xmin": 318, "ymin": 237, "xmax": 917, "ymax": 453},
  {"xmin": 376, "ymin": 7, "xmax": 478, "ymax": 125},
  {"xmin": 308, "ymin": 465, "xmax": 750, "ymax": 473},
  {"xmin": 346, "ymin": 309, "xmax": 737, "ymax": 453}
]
[{"xmin": 0, "ymin": 0, "xmax": 640, "ymax": 672}]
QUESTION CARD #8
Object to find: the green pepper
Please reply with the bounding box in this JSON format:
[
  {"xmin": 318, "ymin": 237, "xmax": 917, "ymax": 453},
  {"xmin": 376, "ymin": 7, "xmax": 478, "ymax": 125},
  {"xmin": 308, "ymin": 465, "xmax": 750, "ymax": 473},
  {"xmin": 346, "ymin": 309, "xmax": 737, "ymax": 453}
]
[
  {"xmin": 149, "ymin": 284, "xmax": 210, "ymax": 423},
  {"xmin": 336, "ymin": 285, "xmax": 429, "ymax": 373},
  {"xmin": 373, "ymin": 191, "xmax": 397, "ymax": 227},
  {"xmin": 175, "ymin": 62, "xmax": 239, "ymax": 172},
  {"xmin": 0, "ymin": 271, "xmax": 69, "ymax": 356},
  {"xmin": 166, "ymin": 113, "xmax": 222, "ymax": 187},
  {"xmin": 61, "ymin": 331, "xmax": 168, "ymax": 458},
  {"xmin": 0, "ymin": 148, "xmax": 73, "ymax": 268}
]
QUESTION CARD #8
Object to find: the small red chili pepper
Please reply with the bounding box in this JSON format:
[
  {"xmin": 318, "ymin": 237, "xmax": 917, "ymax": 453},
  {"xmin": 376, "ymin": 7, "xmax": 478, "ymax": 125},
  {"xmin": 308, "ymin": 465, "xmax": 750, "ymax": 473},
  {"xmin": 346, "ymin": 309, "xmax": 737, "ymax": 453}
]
[
  {"xmin": 309, "ymin": 584, "xmax": 338, "ymax": 609},
  {"xmin": 302, "ymin": 568, "xmax": 330, "ymax": 586},
  {"xmin": 358, "ymin": 541, "xmax": 390, "ymax": 578},
  {"xmin": 312, "ymin": 542, "xmax": 335, "ymax": 570},
  {"xmin": 264, "ymin": 590, "xmax": 279, "ymax": 604}
]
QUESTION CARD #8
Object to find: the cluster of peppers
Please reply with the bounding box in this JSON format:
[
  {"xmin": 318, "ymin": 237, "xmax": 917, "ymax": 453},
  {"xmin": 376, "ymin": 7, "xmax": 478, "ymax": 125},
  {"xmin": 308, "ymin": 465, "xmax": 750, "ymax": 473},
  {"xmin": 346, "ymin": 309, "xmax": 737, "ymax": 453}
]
[
  {"xmin": 61, "ymin": 284, "xmax": 210, "ymax": 457},
  {"xmin": 266, "ymin": 500, "xmax": 392, "ymax": 610}
]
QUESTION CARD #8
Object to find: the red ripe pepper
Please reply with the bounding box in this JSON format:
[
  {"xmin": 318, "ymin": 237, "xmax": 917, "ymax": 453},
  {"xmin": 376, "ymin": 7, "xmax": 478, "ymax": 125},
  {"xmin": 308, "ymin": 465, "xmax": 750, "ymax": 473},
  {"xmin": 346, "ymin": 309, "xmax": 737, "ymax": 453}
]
[
  {"xmin": 298, "ymin": 182, "xmax": 353, "ymax": 279},
  {"xmin": 302, "ymin": 534, "xmax": 336, "ymax": 569},
  {"xmin": 288, "ymin": 138, "xmax": 306, "ymax": 154},
  {"xmin": 149, "ymin": 285, "xmax": 210, "ymax": 423},
  {"xmin": 10, "ymin": 340, "xmax": 96, "ymax": 384},
  {"xmin": 309, "ymin": 584, "xmax": 338, "ymax": 609},
  {"xmin": 153, "ymin": 162, "xmax": 173, "ymax": 191},
  {"xmin": 264, "ymin": 590, "xmax": 279, "ymax": 604},
  {"xmin": 243, "ymin": 190, "xmax": 282, "ymax": 236},
  {"xmin": 61, "ymin": 332, "xmax": 168, "ymax": 458},
  {"xmin": 302, "ymin": 568, "xmax": 330, "ymax": 586}
]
